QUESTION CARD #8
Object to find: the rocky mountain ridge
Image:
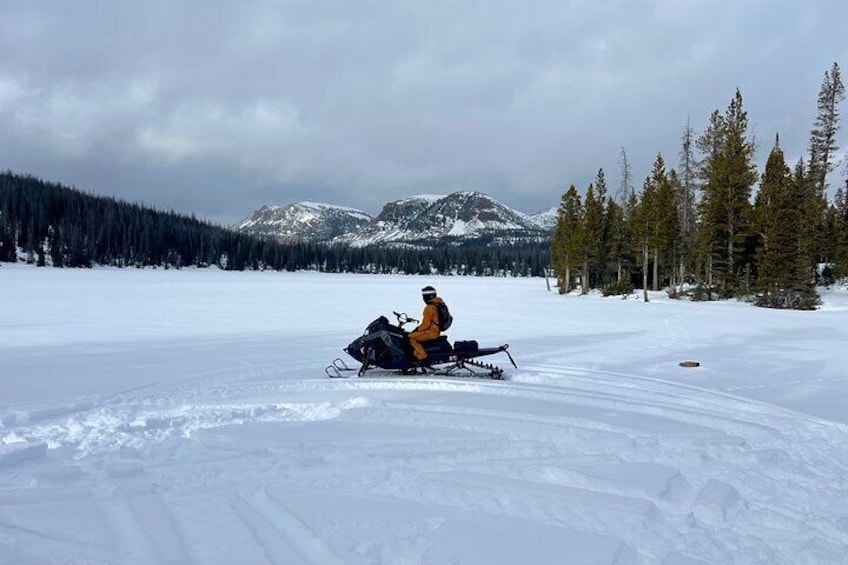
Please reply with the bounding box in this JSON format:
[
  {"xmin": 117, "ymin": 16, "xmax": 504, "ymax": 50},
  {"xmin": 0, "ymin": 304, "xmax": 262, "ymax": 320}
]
[
  {"xmin": 234, "ymin": 202, "xmax": 372, "ymax": 243},
  {"xmin": 235, "ymin": 191, "xmax": 555, "ymax": 247}
]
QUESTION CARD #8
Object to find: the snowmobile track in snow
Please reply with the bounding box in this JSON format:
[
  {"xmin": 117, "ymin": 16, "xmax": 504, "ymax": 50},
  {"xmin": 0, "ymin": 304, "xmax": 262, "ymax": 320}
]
[{"xmin": 3, "ymin": 362, "xmax": 848, "ymax": 564}]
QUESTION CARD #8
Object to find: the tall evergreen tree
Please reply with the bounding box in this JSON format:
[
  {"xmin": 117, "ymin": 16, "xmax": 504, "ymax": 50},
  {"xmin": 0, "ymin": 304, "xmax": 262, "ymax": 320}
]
[
  {"xmin": 617, "ymin": 146, "xmax": 635, "ymax": 217},
  {"xmin": 667, "ymin": 169, "xmax": 684, "ymax": 285},
  {"xmin": 551, "ymin": 186, "xmax": 583, "ymax": 294},
  {"xmin": 695, "ymin": 109, "xmax": 723, "ymax": 289},
  {"xmin": 807, "ymin": 62, "xmax": 845, "ymax": 268},
  {"xmin": 632, "ymin": 179, "xmax": 653, "ymax": 301},
  {"xmin": 656, "ymin": 165, "xmax": 681, "ymax": 289},
  {"xmin": 604, "ymin": 197, "xmax": 629, "ymax": 287},
  {"xmin": 808, "ymin": 63, "xmax": 845, "ymax": 199},
  {"xmin": 577, "ymin": 183, "xmax": 597, "ymax": 293},
  {"xmin": 676, "ymin": 118, "xmax": 699, "ymax": 284},
  {"xmin": 696, "ymin": 90, "xmax": 758, "ymax": 297},
  {"xmin": 583, "ymin": 172, "xmax": 608, "ymax": 290},
  {"xmin": 753, "ymin": 138, "xmax": 817, "ymax": 308},
  {"xmin": 638, "ymin": 155, "xmax": 679, "ymax": 290},
  {"xmin": 594, "ymin": 168, "xmax": 610, "ymax": 283}
]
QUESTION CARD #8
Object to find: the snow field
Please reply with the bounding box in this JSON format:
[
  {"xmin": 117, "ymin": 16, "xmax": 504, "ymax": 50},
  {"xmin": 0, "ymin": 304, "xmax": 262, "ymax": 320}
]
[{"xmin": 1, "ymin": 265, "xmax": 848, "ymax": 564}]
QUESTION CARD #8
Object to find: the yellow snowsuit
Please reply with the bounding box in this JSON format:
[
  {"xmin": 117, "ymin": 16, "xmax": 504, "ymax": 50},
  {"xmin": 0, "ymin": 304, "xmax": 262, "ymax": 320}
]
[{"xmin": 409, "ymin": 297, "xmax": 444, "ymax": 360}]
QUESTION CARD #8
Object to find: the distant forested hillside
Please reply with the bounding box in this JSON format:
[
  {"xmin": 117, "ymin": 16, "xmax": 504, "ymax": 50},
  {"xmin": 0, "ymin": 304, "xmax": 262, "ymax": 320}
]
[
  {"xmin": 0, "ymin": 171, "xmax": 297, "ymax": 270},
  {"xmin": 0, "ymin": 172, "xmax": 548, "ymax": 275}
]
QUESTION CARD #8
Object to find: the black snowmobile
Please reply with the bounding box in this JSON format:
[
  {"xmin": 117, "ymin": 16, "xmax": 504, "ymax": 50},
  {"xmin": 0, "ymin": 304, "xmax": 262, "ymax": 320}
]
[{"xmin": 326, "ymin": 311, "xmax": 516, "ymax": 380}]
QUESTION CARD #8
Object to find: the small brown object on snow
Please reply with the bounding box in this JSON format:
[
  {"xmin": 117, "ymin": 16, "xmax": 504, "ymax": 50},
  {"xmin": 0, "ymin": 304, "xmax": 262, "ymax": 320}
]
[{"xmin": 679, "ymin": 361, "xmax": 700, "ymax": 368}]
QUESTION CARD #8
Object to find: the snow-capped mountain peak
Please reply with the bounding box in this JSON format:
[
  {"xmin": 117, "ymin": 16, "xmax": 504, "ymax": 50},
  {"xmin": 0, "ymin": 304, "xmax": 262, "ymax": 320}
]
[
  {"xmin": 528, "ymin": 206, "xmax": 558, "ymax": 230},
  {"xmin": 234, "ymin": 201, "xmax": 372, "ymax": 242}
]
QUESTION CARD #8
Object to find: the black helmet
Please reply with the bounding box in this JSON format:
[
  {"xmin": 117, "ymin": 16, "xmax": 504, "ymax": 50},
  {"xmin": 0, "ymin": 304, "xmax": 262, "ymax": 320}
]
[{"xmin": 421, "ymin": 286, "xmax": 437, "ymax": 303}]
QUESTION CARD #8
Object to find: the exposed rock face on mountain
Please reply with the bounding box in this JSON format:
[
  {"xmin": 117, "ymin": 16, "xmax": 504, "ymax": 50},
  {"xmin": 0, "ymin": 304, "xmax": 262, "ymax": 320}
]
[
  {"xmin": 234, "ymin": 202, "xmax": 372, "ymax": 242},
  {"xmin": 235, "ymin": 191, "xmax": 554, "ymax": 247},
  {"xmin": 339, "ymin": 191, "xmax": 548, "ymax": 247}
]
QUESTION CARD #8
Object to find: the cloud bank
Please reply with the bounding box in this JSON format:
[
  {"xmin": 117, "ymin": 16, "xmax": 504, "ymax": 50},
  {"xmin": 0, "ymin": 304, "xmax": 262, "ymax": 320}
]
[{"xmin": 1, "ymin": 1, "xmax": 846, "ymax": 224}]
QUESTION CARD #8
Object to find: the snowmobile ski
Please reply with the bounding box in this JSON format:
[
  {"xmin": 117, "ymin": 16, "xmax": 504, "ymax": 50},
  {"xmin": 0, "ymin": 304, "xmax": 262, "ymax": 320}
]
[{"xmin": 325, "ymin": 358, "xmax": 357, "ymax": 378}]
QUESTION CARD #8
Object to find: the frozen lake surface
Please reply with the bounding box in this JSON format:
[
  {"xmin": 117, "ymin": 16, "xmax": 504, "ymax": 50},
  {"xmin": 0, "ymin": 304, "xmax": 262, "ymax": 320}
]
[{"xmin": 1, "ymin": 265, "xmax": 847, "ymax": 564}]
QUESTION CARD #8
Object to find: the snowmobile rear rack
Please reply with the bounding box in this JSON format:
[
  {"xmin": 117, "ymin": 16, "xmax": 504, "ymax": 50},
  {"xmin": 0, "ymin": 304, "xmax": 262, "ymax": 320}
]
[{"xmin": 418, "ymin": 346, "xmax": 516, "ymax": 380}]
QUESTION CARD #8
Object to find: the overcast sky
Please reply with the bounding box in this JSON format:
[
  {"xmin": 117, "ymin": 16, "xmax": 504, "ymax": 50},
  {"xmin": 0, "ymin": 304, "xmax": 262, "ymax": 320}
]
[{"xmin": 1, "ymin": 1, "xmax": 847, "ymax": 225}]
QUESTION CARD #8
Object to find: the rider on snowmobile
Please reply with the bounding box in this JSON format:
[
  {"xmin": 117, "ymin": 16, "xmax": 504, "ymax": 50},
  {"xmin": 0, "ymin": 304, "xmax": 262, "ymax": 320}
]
[{"xmin": 408, "ymin": 286, "xmax": 444, "ymax": 361}]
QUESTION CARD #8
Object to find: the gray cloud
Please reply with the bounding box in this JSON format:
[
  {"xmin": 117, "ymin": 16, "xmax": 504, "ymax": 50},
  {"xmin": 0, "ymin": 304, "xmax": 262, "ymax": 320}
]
[{"xmin": 1, "ymin": 0, "xmax": 846, "ymax": 225}]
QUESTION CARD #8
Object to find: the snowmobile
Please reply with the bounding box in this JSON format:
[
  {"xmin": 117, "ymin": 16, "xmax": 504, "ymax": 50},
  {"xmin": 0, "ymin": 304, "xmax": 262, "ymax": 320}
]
[{"xmin": 326, "ymin": 311, "xmax": 517, "ymax": 380}]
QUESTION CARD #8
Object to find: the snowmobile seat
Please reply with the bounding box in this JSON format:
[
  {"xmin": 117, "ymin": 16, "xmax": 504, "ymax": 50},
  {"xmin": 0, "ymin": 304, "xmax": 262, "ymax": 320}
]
[{"xmin": 421, "ymin": 335, "xmax": 452, "ymax": 358}]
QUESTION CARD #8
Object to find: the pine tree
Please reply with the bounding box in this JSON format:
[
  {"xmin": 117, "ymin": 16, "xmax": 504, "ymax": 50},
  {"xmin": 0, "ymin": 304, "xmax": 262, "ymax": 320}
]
[
  {"xmin": 654, "ymin": 160, "xmax": 680, "ymax": 289},
  {"xmin": 753, "ymin": 138, "xmax": 817, "ymax": 307},
  {"xmin": 617, "ymin": 147, "xmax": 635, "ymax": 216},
  {"xmin": 582, "ymin": 176, "xmax": 606, "ymax": 291},
  {"xmin": 696, "ymin": 90, "xmax": 757, "ymax": 297},
  {"xmin": 808, "ymin": 63, "xmax": 845, "ymax": 199},
  {"xmin": 632, "ymin": 180, "xmax": 653, "ymax": 301},
  {"xmin": 806, "ymin": 63, "xmax": 846, "ymax": 269},
  {"xmin": 551, "ymin": 186, "xmax": 583, "ymax": 294},
  {"xmin": 696, "ymin": 109, "xmax": 724, "ymax": 290},
  {"xmin": 603, "ymin": 197, "xmax": 629, "ymax": 290},
  {"xmin": 593, "ymin": 168, "xmax": 610, "ymax": 284},
  {"xmin": 676, "ymin": 118, "xmax": 699, "ymax": 284},
  {"xmin": 635, "ymin": 154, "xmax": 679, "ymax": 291}
]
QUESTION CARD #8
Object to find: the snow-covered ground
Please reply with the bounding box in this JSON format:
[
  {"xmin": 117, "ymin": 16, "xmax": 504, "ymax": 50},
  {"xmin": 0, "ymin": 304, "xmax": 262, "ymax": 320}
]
[{"xmin": 1, "ymin": 264, "xmax": 847, "ymax": 564}]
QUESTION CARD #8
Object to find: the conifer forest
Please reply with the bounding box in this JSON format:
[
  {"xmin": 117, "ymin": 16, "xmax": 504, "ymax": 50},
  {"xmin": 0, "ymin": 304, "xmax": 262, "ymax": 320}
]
[{"xmin": 551, "ymin": 63, "xmax": 847, "ymax": 309}]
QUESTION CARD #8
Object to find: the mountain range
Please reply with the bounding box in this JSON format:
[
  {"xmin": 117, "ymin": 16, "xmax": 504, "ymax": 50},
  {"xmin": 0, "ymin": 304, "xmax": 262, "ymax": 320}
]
[{"xmin": 234, "ymin": 191, "xmax": 556, "ymax": 247}]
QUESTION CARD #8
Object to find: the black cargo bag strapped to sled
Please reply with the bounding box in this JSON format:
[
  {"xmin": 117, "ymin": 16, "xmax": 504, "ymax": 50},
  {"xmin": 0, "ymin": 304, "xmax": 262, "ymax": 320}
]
[{"xmin": 453, "ymin": 340, "xmax": 478, "ymax": 354}]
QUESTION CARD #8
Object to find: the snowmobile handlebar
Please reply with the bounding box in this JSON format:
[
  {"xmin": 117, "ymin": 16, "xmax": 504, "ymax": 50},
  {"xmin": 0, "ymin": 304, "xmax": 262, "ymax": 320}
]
[{"xmin": 392, "ymin": 311, "xmax": 419, "ymax": 327}]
